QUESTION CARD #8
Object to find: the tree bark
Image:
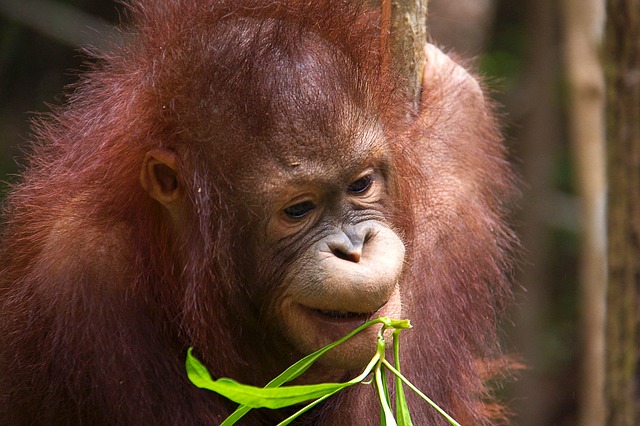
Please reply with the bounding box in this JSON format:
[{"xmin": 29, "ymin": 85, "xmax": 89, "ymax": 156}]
[
  {"xmin": 561, "ymin": 1, "xmax": 607, "ymax": 425},
  {"xmin": 371, "ymin": 0, "xmax": 428, "ymax": 109},
  {"xmin": 385, "ymin": 0, "xmax": 428, "ymax": 108},
  {"xmin": 605, "ymin": 1, "xmax": 640, "ymax": 425}
]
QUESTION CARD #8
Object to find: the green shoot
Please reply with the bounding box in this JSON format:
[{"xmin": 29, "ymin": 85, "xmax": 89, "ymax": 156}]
[{"xmin": 185, "ymin": 317, "xmax": 460, "ymax": 425}]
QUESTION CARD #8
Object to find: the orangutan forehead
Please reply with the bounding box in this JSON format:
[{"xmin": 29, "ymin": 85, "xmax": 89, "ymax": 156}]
[
  {"xmin": 244, "ymin": 118, "xmax": 389, "ymax": 196},
  {"xmin": 263, "ymin": 110, "xmax": 387, "ymax": 173}
]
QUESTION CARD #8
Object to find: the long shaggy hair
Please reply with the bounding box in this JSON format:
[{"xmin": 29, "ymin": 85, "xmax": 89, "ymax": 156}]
[{"xmin": 0, "ymin": 1, "xmax": 516, "ymax": 424}]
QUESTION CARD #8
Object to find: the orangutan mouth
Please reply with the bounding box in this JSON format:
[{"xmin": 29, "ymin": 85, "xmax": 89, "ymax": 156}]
[{"xmin": 316, "ymin": 309, "xmax": 373, "ymax": 320}]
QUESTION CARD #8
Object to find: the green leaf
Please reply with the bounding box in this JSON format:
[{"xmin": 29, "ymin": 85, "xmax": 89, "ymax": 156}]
[
  {"xmin": 265, "ymin": 317, "xmax": 391, "ymax": 387},
  {"xmin": 186, "ymin": 318, "xmax": 450, "ymax": 426},
  {"xmin": 192, "ymin": 317, "xmax": 392, "ymax": 424},
  {"xmin": 220, "ymin": 407, "xmax": 248, "ymax": 426},
  {"xmin": 393, "ymin": 330, "xmax": 413, "ymax": 426},
  {"xmin": 191, "ymin": 376, "xmax": 357, "ymax": 409},
  {"xmin": 374, "ymin": 366, "xmax": 397, "ymax": 426},
  {"xmin": 385, "ymin": 318, "xmax": 412, "ymax": 330},
  {"xmin": 379, "ymin": 364, "xmax": 391, "ymax": 425},
  {"xmin": 185, "ymin": 347, "xmax": 215, "ymax": 388}
]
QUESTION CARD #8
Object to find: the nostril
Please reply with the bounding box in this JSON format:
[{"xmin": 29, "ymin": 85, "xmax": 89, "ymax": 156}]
[{"xmin": 332, "ymin": 247, "xmax": 361, "ymax": 263}]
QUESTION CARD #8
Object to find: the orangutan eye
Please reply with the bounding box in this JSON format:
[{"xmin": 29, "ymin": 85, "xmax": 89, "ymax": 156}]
[
  {"xmin": 347, "ymin": 175, "xmax": 372, "ymax": 194},
  {"xmin": 284, "ymin": 201, "xmax": 315, "ymax": 219}
]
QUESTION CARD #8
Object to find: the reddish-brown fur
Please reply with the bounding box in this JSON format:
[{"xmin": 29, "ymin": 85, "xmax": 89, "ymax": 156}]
[{"xmin": 0, "ymin": 1, "xmax": 516, "ymax": 424}]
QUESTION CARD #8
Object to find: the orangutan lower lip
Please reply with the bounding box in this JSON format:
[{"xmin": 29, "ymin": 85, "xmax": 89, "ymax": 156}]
[
  {"xmin": 315, "ymin": 309, "xmax": 373, "ymax": 320},
  {"xmin": 304, "ymin": 302, "xmax": 388, "ymax": 324}
]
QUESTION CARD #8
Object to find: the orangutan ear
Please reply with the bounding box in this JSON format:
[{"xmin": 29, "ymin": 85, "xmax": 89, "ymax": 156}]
[
  {"xmin": 140, "ymin": 148, "xmax": 182, "ymax": 207},
  {"xmin": 422, "ymin": 43, "xmax": 483, "ymax": 102}
]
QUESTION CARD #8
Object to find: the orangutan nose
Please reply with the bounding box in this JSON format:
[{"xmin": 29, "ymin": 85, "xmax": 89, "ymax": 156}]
[{"xmin": 327, "ymin": 226, "xmax": 371, "ymax": 263}]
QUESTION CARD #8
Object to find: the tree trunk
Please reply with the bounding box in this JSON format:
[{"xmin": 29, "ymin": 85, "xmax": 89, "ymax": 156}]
[
  {"xmin": 561, "ymin": 1, "xmax": 607, "ymax": 425},
  {"xmin": 371, "ymin": 0, "xmax": 428, "ymax": 109},
  {"xmin": 384, "ymin": 0, "xmax": 428, "ymax": 108},
  {"xmin": 605, "ymin": 1, "xmax": 640, "ymax": 425}
]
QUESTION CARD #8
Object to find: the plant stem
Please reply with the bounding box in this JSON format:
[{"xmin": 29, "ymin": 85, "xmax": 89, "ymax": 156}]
[{"xmin": 381, "ymin": 359, "xmax": 461, "ymax": 426}]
